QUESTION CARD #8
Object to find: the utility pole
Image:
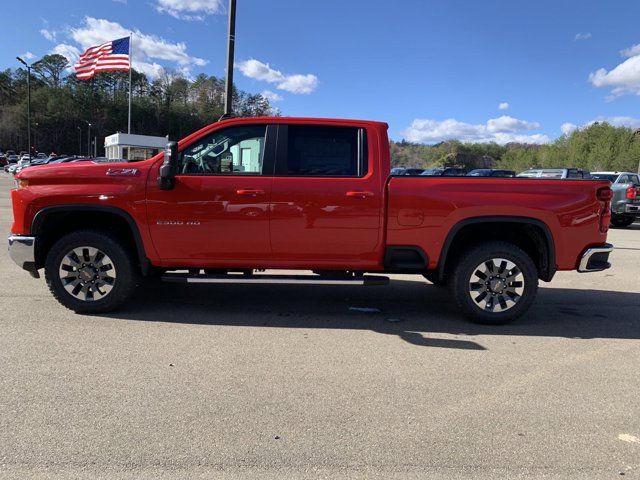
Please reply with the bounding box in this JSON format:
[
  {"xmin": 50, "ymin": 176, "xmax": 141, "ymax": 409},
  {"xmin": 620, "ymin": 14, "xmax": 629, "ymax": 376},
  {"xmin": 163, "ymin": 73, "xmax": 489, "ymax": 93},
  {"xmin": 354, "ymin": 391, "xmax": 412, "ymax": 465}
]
[
  {"xmin": 86, "ymin": 121, "xmax": 92, "ymax": 157},
  {"xmin": 77, "ymin": 126, "xmax": 82, "ymax": 155},
  {"xmin": 16, "ymin": 57, "xmax": 31, "ymax": 157},
  {"xmin": 224, "ymin": 0, "xmax": 237, "ymax": 117}
]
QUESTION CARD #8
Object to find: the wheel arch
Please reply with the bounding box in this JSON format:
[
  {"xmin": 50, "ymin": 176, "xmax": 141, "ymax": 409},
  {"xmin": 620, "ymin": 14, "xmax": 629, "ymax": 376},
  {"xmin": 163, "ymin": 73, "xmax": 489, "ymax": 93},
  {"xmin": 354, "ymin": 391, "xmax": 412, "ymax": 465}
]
[
  {"xmin": 31, "ymin": 205, "xmax": 151, "ymax": 275},
  {"xmin": 435, "ymin": 216, "xmax": 556, "ymax": 282}
]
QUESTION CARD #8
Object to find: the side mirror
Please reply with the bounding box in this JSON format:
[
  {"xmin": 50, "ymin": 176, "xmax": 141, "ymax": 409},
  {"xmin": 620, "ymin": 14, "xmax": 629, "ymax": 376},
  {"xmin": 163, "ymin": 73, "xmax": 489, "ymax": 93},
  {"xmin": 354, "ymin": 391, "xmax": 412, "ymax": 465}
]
[{"xmin": 158, "ymin": 141, "xmax": 179, "ymax": 190}]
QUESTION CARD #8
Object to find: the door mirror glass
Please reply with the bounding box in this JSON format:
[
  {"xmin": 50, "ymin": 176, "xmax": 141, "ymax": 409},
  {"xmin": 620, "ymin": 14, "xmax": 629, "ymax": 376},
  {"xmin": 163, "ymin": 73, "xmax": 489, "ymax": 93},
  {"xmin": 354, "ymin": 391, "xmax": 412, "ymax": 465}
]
[{"xmin": 159, "ymin": 141, "xmax": 179, "ymax": 190}]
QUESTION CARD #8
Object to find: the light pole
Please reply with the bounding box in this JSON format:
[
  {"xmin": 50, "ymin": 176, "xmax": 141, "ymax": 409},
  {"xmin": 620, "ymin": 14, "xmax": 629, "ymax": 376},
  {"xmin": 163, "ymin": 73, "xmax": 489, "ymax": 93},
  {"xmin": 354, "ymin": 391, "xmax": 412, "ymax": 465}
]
[
  {"xmin": 224, "ymin": 0, "xmax": 237, "ymax": 117},
  {"xmin": 34, "ymin": 122, "xmax": 39, "ymax": 153},
  {"xmin": 77, "ymin": 126, "xmax": 82, "ymax": 155},
  {"xmin": 86, "ymin": 121, "xmax": 92, "ymax": 157},
  {"xmin": 16, "ymin": 57, "xmax": 31, "ymax": 157}
]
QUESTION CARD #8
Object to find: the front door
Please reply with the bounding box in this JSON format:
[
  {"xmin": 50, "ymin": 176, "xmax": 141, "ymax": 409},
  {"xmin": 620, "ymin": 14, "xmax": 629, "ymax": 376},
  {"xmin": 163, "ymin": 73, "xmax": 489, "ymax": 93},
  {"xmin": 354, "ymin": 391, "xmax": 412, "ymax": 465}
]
[{"xmin": 146, "ymin": 124, "xmax": 275, "ymax": 266}]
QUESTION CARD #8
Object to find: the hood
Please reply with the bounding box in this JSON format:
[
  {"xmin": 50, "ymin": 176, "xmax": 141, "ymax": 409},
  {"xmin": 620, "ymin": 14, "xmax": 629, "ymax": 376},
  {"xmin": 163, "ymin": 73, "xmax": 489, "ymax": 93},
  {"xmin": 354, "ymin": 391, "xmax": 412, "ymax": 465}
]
[{"xmin": 16, "ymin": 159, "xmax": 153, "ymax": 186}]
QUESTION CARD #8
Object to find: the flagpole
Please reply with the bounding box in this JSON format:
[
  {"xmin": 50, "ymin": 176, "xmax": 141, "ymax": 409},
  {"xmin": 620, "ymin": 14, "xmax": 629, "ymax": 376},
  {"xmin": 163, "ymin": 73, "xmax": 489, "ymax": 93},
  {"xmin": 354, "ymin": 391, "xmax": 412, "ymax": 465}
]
[{"xmin": 128, "ymin": 33, "xmax": 133, "ymax": 134}]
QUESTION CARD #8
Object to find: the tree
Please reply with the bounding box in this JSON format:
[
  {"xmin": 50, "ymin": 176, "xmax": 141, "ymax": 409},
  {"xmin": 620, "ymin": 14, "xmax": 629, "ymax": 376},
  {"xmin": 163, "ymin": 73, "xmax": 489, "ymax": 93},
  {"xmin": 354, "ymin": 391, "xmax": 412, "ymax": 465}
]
[{"xmin": 32, "ymin": 54, "xmax": 69, "ymax": 88}]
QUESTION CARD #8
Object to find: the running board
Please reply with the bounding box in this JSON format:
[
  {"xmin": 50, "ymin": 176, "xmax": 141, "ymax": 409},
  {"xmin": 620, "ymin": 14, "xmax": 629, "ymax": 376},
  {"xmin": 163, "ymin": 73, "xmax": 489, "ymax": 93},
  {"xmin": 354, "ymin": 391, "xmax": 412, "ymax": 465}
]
[{"xmin": 161, "ymin": 273, "xmax": 390, "ymax": 286}]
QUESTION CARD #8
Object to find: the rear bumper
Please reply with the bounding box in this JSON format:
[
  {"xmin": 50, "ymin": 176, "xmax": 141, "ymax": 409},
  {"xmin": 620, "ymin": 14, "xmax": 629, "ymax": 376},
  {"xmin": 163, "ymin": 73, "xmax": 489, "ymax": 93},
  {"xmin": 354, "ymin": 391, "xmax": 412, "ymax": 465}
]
[
  {"xmin": 578, "ymin": 243, "xmax": 613, "ymax": 273},
  {"xmin": 8, "ymin": 235, "xmax": 39, "ymax": 278}
]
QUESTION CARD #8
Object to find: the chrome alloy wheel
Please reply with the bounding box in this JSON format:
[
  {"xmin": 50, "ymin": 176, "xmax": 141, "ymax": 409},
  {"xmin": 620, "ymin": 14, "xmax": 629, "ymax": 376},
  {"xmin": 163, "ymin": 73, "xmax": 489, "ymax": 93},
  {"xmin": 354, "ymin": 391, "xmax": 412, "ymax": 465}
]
[
  {"xmin": 468, "ymin": 258, "xmax": 524, "ymax": 313},
  {"xmin": 58, "ymin": 246, "xmax": 117, "ymax": 301}
]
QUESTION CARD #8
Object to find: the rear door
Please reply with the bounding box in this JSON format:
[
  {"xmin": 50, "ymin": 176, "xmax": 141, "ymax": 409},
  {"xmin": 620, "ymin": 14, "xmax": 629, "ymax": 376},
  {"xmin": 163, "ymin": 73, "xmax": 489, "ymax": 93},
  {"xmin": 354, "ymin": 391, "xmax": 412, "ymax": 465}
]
[{"xmin": 269, "ymin": 124, "xmax": 383, "ymax": 269}]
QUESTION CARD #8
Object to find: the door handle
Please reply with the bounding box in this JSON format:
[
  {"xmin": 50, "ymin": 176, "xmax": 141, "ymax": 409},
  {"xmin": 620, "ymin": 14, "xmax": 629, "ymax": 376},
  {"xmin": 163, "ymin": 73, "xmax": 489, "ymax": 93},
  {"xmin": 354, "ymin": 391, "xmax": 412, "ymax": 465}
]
[
  {"xmin": 236, "ymin": 189, "xmax": 265, "ymax": 197},
  {"xmin": 346, "ymin": 191, "xmax": 374, "ymax": 199}
]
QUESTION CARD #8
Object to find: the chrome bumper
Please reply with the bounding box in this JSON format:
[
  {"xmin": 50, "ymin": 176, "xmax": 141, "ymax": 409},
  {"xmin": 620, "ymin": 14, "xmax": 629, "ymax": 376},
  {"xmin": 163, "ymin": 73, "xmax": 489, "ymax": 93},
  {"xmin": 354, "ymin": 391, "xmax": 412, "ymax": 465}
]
[
  {"xmin": 8, "ymin": 235, "xmax": 39, "ymax": 278},
  {"xmin": 624, "ymin": 203, "xmax": 640, "ymax": 215},
  {"xmin": 578, "ymin": 243, "xmax": 614, "ymax": 273}
]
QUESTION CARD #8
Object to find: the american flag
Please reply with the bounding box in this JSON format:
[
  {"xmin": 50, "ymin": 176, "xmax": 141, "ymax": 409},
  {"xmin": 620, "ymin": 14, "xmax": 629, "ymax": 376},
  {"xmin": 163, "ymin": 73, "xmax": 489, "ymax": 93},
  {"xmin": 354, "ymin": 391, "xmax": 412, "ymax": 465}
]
[{"xmin": 75, "ymin": 37, "xmax": 130, "ymax": 81}]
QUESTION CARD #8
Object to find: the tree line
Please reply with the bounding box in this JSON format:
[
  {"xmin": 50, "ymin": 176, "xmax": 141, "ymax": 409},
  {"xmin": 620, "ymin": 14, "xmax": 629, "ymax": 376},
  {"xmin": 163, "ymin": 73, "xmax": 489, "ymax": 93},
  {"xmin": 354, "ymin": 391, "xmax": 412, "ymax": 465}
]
[
  {"xmin": 391, "ymin": 122, "xmax": 640, "ymax": 173},
  {"xmin": 0, "ymin": 54, "xmax": 273, "ymax": 156}
]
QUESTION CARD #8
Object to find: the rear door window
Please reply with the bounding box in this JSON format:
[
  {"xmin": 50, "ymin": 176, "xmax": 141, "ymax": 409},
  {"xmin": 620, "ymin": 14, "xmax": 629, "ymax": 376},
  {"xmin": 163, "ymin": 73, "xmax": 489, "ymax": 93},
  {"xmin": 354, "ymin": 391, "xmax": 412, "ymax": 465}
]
[{"xmin": 276, "ymin": 125, "xmax": 367, "ymax": 177}]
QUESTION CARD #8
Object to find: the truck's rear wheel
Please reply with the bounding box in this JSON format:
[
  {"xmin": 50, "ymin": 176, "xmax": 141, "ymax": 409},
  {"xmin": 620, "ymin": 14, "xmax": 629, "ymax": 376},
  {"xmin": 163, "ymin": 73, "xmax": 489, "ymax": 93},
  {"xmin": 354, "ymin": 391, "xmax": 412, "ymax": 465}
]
[
  {"xmin": 449, "ymin": 241, "xmax": 538, "ymax": 325},
  {"xmin": 45, "ymin": 230, "xmax": 138, "ymax": 313}
]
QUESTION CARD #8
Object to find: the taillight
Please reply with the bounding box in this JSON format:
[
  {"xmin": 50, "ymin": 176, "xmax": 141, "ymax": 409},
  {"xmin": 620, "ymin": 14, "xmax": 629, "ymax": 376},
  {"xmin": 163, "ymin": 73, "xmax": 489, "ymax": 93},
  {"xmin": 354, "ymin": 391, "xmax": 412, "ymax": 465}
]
[
  {"xmin": 597, "ymin": 186, "xmax": 612, "ymax": 233},
  {"xmin": 597, "ymin": 187, "xmax": 613, "ymax": 201},
  {"xmin": 627, "ymin": 186, "xmax": 638, "ymax": 200}
]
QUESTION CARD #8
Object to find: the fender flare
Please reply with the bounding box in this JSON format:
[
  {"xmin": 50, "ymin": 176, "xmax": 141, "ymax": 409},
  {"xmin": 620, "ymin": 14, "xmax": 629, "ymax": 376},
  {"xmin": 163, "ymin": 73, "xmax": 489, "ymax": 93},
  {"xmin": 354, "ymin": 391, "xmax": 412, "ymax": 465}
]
[
  {"xmin": 31, "ymin": 204, "xmax": 151, "ymax": 275},
  {"xmin": 436, "ymin": 216, "xmax": 556, "ymax": 282}
]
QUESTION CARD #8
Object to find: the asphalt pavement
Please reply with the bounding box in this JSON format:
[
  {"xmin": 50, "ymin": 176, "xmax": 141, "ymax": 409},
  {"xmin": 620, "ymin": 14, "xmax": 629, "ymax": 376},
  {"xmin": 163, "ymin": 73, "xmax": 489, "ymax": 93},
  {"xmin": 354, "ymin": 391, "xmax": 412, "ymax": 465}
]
[{"xmin": 0, "ymin": 173, "xmax": 639, "ymax": 479}]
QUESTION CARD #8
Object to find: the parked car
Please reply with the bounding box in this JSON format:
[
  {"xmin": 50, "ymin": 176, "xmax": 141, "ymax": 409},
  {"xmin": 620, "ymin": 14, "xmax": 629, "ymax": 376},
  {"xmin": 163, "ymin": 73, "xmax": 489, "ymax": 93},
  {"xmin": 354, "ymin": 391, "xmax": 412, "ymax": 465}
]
[
  {"xmin": 6, "ymin": 154, "xmax": 19, "ymax": 164},
  {"xmin": 590, "ymin": 172, "xmax": 640, "ymax": 228},
  {"xmin": 0, "ymin": 156, "xmax": 7, "ymax": 167},
  {"xmin": 421, "ymin": 167, "xmax": 469, "ymax": 176},
  {"xmin": 517, "ymin": 168, "xmax": 590, "ymax": 179},
  {"xmin": 390, "ymin": 167, "xmax": 406, "ymax": 175},
  {"xmin": 48, "ymin": 156, "xmax": 92, "ymax": 165},
  {"xmin": 402, "ymin": 168, "xmax": 425, "ymax": 175},
  {"xmin": 9, "ymin": 116, "xmax": 614, "ymax": 325},
  {"xmin": 467, "ymin": 169, "xmax": 516, "ymax": 177},
  {"xmin": 6, "ymin": 163, "xmax": 22, "ymax": 174}
]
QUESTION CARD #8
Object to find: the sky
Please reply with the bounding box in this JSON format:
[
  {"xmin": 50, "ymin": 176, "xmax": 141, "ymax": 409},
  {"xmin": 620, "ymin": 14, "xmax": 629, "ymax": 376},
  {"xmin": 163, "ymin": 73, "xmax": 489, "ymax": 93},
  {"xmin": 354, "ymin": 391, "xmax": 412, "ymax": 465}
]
[{"xmin": 3, "ymin": 0, "xmax": 640, "ymax": 144}]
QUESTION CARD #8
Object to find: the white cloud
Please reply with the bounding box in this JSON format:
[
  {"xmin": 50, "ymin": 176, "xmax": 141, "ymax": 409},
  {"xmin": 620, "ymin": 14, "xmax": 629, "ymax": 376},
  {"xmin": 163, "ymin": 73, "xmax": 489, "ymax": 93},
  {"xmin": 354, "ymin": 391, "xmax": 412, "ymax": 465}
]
[
  {"xmin": 52, "ymin": 16, "xmax": 206, "ymax": 79},
  {"xmin": 620, "ymin": 43, "xmax": 640, "ymax": 58},
  {"xmin": 19, "ymin": 51, "xmax": 35, "ymax": 61},
  {"xmin": 51, "ymin": 44, "xmax": 80, "ymax": 64},
  {"xmin": 403, "ymin": 116, "xmax": 549, "ymax": 145},
  {"xmin": 498, "ymin": 102, "xmax": 509, "ymax": 110},
  {"xmin": 261, "ymin": 90, "xmax": 283, "ymax": 102},
  {"xmin": 589, "ymin": 42, "xmax": 640, "ymax": 97},
  {"xmin": 237, "ymin": 59, "xmax": 319, "ymax": 94},
  {"xmin": 487, "ymin": 115, "xmax": 540, "ymax": 133},
  {"xmin": 561, "ymin": 123, "xmax": 578, "ymax": 135},
  {"xmin": 40, "ymin": 29, "xmax": 56, "ymax": 42},
  {"xmin": 563, "ymin": 116, "xmax": 640, "ymax": 134},
  {"xmin": 154, "ymin": 0, "xmax": 223, "ymax": 21},
  {"xmin": 596, "ymin": 116, "xmax": 640, "ymax": 128},
  {"xmin": 574, "ymin": 33, "xmax": 592, "ymax": 41}
]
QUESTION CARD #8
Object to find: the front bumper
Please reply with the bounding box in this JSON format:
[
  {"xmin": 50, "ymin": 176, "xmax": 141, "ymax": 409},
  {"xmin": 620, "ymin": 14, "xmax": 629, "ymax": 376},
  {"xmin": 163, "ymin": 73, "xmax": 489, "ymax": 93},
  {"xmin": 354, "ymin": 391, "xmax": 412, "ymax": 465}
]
[
  {"xmin": 8, "ymin": 235, "xmax": 39, "ymax": 278},
  {"xmin": 624, "ymin": 203, "xmax": 640, "ymax": 216},
  {"xmin": 578, "ymin": 243, "xmax": 614, "ymax": 273}
]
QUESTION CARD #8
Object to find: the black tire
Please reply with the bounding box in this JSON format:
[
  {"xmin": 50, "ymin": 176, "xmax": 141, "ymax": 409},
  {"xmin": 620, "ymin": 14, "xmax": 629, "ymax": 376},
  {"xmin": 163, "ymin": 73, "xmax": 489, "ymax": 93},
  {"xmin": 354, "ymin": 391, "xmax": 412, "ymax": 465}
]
[
  {"xmin": 610, "ymin": 215, "xmax": 635, "ymax": 228},
  {"xmin": 45, "ymin": 230, "xmax": 139, "ymax": 313},
  {"xmin": 449, "ymin": 241, "xmax": 539, "ymax": 325},
  {"xmin": 423, "ymin": 271, "xmax": 446, "ymax": 287}
]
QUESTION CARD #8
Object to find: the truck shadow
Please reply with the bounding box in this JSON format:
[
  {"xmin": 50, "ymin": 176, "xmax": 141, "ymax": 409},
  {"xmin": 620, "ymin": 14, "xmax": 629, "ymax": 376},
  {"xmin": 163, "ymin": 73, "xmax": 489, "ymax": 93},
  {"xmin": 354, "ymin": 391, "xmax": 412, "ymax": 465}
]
[{"xmin": 103, "ymin": 278, "xmax": 640, "ymax": 351}]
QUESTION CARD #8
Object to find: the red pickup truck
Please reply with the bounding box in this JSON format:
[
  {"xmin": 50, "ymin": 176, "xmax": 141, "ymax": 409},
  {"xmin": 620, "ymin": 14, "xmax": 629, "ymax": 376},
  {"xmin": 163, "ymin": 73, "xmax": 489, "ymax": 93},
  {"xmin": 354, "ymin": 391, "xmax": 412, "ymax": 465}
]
[{"xmin": 9, "ymin": 117, "xmax": 614, "ymax": 324}]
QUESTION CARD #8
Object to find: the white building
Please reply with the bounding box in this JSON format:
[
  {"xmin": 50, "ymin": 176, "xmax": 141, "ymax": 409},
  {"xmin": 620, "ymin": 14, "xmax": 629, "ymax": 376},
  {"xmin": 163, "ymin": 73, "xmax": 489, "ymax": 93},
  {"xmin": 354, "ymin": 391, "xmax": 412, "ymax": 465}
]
[{"xmin": 104, "ymin": 133, "xmax": 169, "ymax": 161}]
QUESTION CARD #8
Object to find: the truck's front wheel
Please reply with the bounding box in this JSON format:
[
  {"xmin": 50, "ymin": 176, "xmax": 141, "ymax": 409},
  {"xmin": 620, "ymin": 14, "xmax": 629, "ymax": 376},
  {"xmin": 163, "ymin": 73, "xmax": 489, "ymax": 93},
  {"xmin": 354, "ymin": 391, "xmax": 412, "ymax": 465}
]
[
  {"xmin": 449, "ymin": 241, "xmax": 538, "ymax": 325},
  {"xmin": 45, "ymin": 230, "xmax": 138, "ymax": 313}
]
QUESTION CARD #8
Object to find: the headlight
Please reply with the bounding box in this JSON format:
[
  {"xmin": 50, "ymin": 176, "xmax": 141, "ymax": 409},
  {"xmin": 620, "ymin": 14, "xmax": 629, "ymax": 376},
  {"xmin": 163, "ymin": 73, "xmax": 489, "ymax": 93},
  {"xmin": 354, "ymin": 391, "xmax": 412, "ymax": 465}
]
[{"xmin": 14, "ymin": 178, "xmax": 29, "ymax": 189}]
